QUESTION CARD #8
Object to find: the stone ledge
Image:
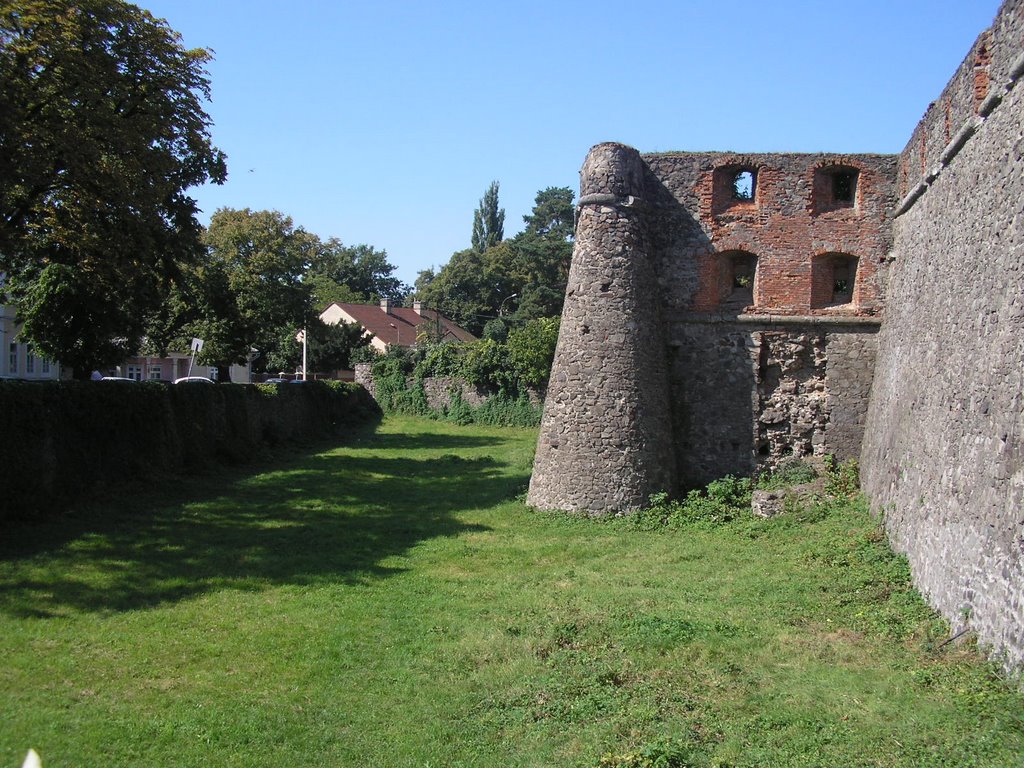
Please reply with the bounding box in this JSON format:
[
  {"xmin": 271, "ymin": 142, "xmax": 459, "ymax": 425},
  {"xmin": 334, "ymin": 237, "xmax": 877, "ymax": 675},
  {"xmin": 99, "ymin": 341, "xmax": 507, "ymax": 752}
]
[{"xmin": 668, "ymin": 312, "xmax": 883, "ymax": 328}]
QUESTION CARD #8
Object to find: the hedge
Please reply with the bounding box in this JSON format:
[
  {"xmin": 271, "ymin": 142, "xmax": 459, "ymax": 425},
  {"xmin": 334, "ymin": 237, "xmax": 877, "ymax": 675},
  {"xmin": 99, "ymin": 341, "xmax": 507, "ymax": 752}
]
[{"xmin": 0, "ymin": 379, "xmax": 381, "ymax": 518}]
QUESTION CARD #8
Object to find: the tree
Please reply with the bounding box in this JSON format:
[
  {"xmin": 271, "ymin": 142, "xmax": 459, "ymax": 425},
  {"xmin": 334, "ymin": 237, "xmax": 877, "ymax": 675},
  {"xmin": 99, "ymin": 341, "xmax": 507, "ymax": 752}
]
[
  {"xmin": 0, "ymin": 0, "xmax": 226, "ymax": 375},
  {"xmin": 418, "ymin": 185, "xmax": 575, "ymax": 333},
  {"xmin": 471, "ymin": 180, "xmax": 504, "ymax": 253},
  {"xmin": 192, "ymin": 208, "xmax": 315, "ymax": 379},
  {"xmin": 306, "ymin": 239, "xmax": 407, "ymax": 308},
  {"xmin": 265, "ymin": 318, "xmax": 371, "ymax": 374}
]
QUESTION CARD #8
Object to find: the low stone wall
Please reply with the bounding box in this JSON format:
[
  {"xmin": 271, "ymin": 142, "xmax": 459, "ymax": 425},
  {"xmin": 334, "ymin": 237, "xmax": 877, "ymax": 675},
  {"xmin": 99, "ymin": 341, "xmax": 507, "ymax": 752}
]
[{"xmin": 354, "ymin": 362, "xmax": 540, "ymax": 411}]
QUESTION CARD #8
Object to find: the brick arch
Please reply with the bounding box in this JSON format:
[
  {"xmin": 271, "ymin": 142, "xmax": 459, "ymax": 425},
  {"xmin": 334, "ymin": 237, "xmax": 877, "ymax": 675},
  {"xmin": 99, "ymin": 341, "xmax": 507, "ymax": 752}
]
[
  {"xmin": 811, "ymin": 252, "xmax": 859, "ymax": 308},
  {"xmin": 718, "ymin": 249, "xmax": 759, "ymax": 309}
]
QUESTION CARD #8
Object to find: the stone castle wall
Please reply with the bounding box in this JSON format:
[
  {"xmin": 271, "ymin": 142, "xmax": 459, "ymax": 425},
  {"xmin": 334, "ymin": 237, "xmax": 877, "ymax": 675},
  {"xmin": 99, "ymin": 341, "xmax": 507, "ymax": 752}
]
[
  {"xmin": 669, "ymin": 319, "xmax": 879, "ymax": 489},
  {"xmin": 528, "ymin": 144, "xmax": 676, "ymax": 514},
  {"xmin": 862, "ymin": 0, "xmax": 1024, "ymax": 669},
  {"xmin": 528, "ymin": 0, "xmax": 1023, "ymax": 668},
  {"xmin": 528, "ymin": 146, "xmax": 896, "ymax": 507}
]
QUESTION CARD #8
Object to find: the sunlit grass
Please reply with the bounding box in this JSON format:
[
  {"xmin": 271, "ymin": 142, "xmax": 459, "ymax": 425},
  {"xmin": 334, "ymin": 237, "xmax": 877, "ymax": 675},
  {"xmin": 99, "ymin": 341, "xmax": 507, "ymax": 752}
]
[{"xmin": 1, "ymin": 416, "xmax": 1021, "ymax": 767}]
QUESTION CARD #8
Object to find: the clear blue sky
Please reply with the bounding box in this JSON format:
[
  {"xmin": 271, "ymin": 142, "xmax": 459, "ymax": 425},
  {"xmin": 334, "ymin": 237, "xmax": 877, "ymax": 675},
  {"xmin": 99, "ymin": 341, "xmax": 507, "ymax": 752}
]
[{"xmin": 143, "ymin": 0, "xmax": 1001, "ymax": 288}]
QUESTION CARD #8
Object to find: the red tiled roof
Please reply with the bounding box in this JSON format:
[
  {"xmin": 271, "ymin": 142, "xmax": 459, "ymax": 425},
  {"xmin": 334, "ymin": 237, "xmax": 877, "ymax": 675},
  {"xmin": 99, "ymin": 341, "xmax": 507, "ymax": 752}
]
[{"xmin": 323, "ymin": 303, "xmax": 476, "ymax": 347}]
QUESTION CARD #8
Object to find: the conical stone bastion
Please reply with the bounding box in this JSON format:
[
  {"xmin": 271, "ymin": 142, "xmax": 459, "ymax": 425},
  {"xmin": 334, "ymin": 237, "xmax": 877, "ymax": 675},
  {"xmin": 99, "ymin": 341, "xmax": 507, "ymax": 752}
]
[{"xmin": 526, "ymin": 143, "xmax": 676, "ymax": 514}]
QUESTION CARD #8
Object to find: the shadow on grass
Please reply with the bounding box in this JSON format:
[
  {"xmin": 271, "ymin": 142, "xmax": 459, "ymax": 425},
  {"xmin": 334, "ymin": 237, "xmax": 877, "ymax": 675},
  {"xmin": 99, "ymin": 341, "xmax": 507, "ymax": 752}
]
[{"xmin": 0, "ymin": 427, "xmax": 526, "ymax": 618}]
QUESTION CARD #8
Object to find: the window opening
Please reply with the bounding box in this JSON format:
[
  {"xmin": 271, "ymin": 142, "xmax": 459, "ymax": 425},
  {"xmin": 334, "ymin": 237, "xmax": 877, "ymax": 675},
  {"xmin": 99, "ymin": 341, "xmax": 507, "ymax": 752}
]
[
  {"xmin": 9, "ymin": 341, "xmax": 17, "ymax": 373},
  {"xmin": 721, "ymin": 252, "xmax": 757, "ymax": 308},
  {"xmin": 732, "ymin": 170, "xmax": 755, "ymax": 201},
  {"xmin": 832, "ymin": 259, "xmax": 853, "ymax": 303},
  {"xmin": 832, "ymin": 171, "xmax": 856, "ymax": 204}
]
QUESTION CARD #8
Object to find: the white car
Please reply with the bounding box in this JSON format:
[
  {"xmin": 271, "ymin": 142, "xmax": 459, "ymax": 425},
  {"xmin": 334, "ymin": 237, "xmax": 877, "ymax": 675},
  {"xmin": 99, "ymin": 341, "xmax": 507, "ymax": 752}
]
[{"xmin": 173, "ymin": 376, "xmax": 215, "ymax": 384}]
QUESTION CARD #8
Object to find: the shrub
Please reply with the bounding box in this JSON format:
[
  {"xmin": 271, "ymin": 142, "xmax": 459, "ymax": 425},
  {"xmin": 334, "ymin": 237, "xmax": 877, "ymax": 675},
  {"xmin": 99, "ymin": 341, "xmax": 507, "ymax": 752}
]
[
  {"xmin": 626, "ymin": 476, "xmax": 753, "ymax": 530},
  {"xmin": 758, "ymin": 456, "xmax": 819, "ymax": 490},
  {"xmin": 0, "ymin": 379, "xmax": 380, "ymax": 518},
  {"xmin": 825, "ymin": 455, "xmax": 860, "ymax": 498}
]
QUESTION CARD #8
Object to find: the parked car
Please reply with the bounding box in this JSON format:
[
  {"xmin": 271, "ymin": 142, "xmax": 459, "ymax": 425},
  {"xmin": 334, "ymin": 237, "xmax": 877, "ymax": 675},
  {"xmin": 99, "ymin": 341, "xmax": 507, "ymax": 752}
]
[
  {"xmin": 173, "ymin": 376, "xmax": 215, "ymax": 384},
  {"xmin": 100, "ymin": 376, "xmax": 137, "ymax": 382},
  {"xmin": 263, "ymin": 377, "xmax": 288, "ymax": 383}
]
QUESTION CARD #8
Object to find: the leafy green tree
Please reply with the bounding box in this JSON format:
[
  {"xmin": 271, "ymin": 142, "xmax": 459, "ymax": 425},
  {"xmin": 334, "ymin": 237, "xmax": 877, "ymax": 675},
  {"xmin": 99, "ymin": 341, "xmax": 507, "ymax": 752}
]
[
  {"xmin": 306, "ymin": 239, "xmax": 407, "ymax": 308},
  {"xmin": 471, "ymin": 180, "xmax": 504, "ymax": 254},
  {"xmin": 418, "ymin": 185, "xmax": 575, "ymax": 334},
  {"xmin": 189, "ymin": 208, "xmax": 315, "ymax": 379},
  {"xmin": 0, "ymin": 0, "xmax": 226, "ymax": 375},
  {"xmin": 506, "ymin": 316, "xmax": 560, "ymax": 389},
  {"xmin": 263, "ymin": 317, "xmax": 371, "ymax": 375},
  {"xmin": 416, "ymin": 247, "xmax": 503, "ymax": 335}
]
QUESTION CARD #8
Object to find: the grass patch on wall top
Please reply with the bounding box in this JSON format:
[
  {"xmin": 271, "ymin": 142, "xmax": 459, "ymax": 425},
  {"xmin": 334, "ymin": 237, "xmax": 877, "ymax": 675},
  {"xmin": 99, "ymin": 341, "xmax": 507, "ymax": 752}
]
[{"xmin": 0, "ymin": 416, "xmax": 1021, "ymax": 767}]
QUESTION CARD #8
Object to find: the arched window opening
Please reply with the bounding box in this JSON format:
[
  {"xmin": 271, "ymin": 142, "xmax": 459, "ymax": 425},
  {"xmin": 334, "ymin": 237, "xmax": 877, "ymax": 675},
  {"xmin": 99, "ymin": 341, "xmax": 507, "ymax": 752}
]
[
  {"xmin": 713, "ymin": 165, "xmax": 759, "ymax": 214},
  {"xmin": 811, "ymin": 253, "xmax": 858, "ymax": 308},
  {"xmin": 812, "ymin": 165, "xmax": 859, "ymax": 213},
  {"xmin": 719, "ymin": 251, "xmax": 758, "ymax": 309}
]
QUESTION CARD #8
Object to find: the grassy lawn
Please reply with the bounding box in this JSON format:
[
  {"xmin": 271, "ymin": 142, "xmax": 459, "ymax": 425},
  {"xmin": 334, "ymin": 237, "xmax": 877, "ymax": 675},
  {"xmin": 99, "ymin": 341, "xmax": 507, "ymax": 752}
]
[{"xmin": 1, "ymin": 415, "xmax": 1022, "ymax": 767}]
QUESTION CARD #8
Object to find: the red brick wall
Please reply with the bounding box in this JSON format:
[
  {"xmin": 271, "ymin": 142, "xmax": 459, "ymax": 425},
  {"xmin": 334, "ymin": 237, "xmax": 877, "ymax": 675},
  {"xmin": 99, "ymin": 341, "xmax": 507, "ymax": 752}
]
[{"xmin": 644, "ymin": 152, "xmax": 897, "ymax": 317}]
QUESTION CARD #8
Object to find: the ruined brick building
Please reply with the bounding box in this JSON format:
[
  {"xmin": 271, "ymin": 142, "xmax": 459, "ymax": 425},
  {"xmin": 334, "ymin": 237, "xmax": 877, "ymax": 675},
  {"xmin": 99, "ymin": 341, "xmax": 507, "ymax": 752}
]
[{"xmin": 529, "ymin": 0, "xmax": 1024, "ymax": 669}]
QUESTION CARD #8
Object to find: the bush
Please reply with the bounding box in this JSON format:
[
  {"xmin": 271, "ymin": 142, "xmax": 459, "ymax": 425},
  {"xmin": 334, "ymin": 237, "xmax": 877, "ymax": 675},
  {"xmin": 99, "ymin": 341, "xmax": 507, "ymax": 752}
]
[
  {"xmin": 626, "ymin": 476, "xmax": 753, "ymax": 530},
  {"xmin": 0, "ymin": 379, "xmax": 380, "ymax": 518},
  {"xmin": 758, "ymin": 456, "xmax": 819, "ymax": 490},
  {"xmin": 825, "ymin": 455, "xmax": 860, "ymax": 498}
]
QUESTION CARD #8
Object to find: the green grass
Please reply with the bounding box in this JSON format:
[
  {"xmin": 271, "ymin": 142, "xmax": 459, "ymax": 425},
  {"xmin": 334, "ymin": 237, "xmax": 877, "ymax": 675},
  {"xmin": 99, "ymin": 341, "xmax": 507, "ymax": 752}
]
[{"xmin": 1, "ymin": 416, "xmax": 1022, "ymax": 767}]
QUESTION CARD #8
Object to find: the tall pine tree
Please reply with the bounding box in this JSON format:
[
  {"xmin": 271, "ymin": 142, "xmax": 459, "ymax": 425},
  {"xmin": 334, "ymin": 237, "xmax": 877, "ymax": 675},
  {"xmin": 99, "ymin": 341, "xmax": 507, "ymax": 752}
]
[{"xmin": 471, "ymin": 181, "xmax": 505, "ymax": 253}]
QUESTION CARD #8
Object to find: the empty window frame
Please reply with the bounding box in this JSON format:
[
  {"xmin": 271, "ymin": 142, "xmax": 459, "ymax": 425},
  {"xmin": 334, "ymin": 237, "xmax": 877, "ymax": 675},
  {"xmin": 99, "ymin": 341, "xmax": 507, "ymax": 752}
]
[
  {"xmin": 813, "ymin": 165, "xmax": 859, "ymax": 213},
  {"xmin": 719, "ymin": 251, "xmax": 758, "ymax": 308},
  {"xmin": 812, "ymin": 253, "xmax": 858, "ymax": 307},
  {"xmin": 732, "ymin": 170, "xmax": 756, "ymax": 201},
  {"xmin": 713, "ymin": 165, "xmax": 759, "ymax": 214}
]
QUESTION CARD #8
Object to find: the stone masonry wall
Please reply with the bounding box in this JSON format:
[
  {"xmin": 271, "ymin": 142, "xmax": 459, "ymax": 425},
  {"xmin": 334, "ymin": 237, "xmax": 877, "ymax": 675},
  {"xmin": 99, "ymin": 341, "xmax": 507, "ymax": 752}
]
[
  {"xmin": 642, "ymin": 152, "xmax": 897, "ymax": 316},
  {"xmin": 530, "ymin": 146, "xmax": 894, "ymax": 508},
  {"xmin": 862, "ymin": 0, "xmax": 1024, "ymax": 670},
  {"xmin": 528, "ymin": 143, "xmax": 676, "ymax": 514},
  {"xmin": 668, "ymin": 318, "xmax": 878, "ymax": 489}
]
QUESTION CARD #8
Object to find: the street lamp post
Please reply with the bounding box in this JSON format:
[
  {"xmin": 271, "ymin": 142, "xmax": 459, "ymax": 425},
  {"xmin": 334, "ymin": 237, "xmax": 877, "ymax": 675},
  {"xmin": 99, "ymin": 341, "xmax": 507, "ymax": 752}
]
[{"xmin": 499, "ymin": 293, "xmax": 518, "ymax": 317}]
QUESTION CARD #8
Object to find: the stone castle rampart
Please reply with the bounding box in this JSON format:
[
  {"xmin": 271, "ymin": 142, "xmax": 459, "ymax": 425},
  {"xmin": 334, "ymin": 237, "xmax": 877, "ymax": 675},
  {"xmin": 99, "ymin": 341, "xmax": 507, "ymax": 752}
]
[
  {"xmin": 862, "ymin": 0, "xmax": 1024, "ymax": 670},
  {"xmin": 528, "ymin": 144, "xmax": 675, "ymax": 513},
  {"xmin": 529, "ymin": 0, "xmax": 1024, "ymax": 667}
]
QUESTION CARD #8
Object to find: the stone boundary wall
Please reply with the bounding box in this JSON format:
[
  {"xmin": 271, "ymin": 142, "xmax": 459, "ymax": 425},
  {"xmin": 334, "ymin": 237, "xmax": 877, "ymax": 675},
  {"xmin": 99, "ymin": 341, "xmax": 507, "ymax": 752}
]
[
  {"xmin": 862, "ymin": 0, "xmax": 1024, "ymax": 669},
  {"xmin": 353, "ymin": 362, "xmax": 538, "ymax": 411},
  {"xmin": 354, "ymin": 362, "xmax": 488, "ymax": 409}
]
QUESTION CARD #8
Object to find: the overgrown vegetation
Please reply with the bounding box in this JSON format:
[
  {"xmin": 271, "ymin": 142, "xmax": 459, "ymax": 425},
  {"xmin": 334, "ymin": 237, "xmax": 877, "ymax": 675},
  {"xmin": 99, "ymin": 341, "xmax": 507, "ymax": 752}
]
[
  {"xmin": 0, "ymin": 379, "xmax": 380, "ymax": 517},
  {"xmin": 366, "ymin": 318, "xmax": 558, "ymax": 427},
  {"xmin": 2, "ymin": 417, "xmax": 1022, "ymax": 767}
]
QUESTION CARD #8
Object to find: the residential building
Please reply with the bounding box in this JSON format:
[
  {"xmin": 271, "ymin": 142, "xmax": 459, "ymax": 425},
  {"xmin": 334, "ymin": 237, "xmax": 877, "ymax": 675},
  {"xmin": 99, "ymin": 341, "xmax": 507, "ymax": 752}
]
[{"xmin": 320, "ymin": 299, "xmax": 475, "ymax": 353}]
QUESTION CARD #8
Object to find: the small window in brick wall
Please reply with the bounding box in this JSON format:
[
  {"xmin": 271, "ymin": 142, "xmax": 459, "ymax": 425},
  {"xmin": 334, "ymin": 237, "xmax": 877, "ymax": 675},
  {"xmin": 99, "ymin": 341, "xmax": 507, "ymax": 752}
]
[
  {"xmin": 732, "ymin": 170, "xmax": 755, "ymax": 201},
  {"xmin": 813, "ymin": 165, "xmax": 859, "ymax": 213},
  {"xmin": 713, "ymin": 166, "xmax": 759, "ymax": 214},
  {"xmin": 811, "ymin": 253, "xmax": 858, "ymax": 308},
  {"xmin": 719, "ymin": 251, "xmax": 758, "ymax": 309}
]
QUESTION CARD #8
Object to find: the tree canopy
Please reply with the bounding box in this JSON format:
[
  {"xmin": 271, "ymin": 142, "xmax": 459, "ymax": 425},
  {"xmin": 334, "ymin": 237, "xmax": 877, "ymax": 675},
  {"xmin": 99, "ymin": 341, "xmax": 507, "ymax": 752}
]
[
  {"xmin": 418, "ymin": 185, "xmax": 575, "ymax": 335},
  {"xmin": 156, "ymin": 207, "xmax": 404, "ymax": 379},
  {"xmin": 0, "ymin": 0, "xmax": 227, "ymax": 375}
]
